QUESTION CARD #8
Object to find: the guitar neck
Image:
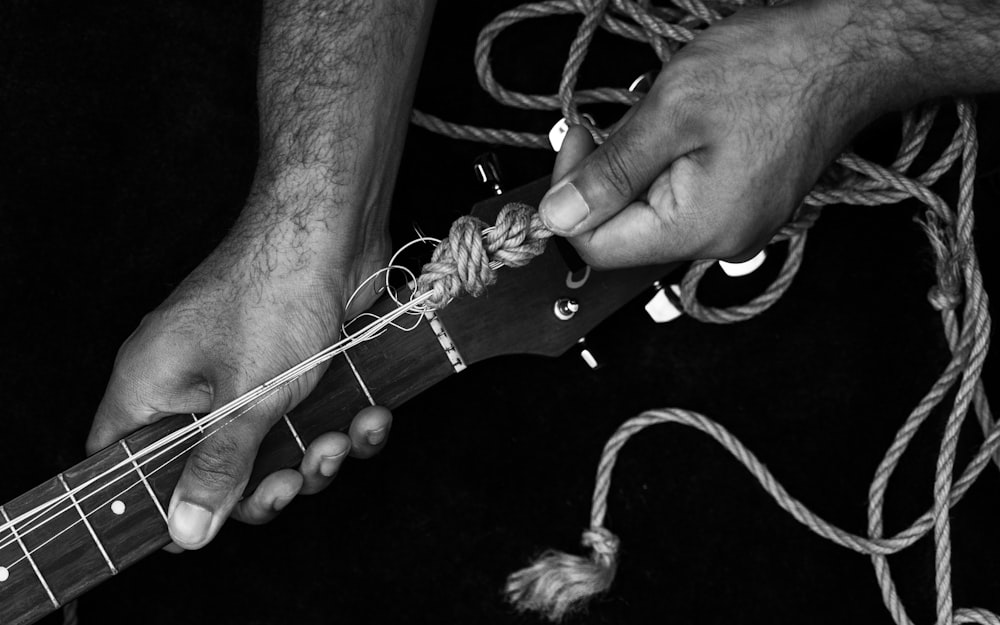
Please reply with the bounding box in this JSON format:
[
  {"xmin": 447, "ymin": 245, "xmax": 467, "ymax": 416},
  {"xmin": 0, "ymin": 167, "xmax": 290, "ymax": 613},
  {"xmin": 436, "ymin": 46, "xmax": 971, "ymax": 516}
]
[
  {"xmin": 0, "ymin": 177, "xmax": 672, "ymax": 625},
  {"xmin": 0, "ymin": 296, "xmax": 456, "ymax": 625}
]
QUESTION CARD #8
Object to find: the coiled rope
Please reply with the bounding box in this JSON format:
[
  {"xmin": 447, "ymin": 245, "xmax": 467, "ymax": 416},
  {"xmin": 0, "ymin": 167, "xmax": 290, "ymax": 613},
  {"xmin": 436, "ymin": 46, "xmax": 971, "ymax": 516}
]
[{"xmin": 411, "ymin": 1, "xmax": 995, "ymax": 623}]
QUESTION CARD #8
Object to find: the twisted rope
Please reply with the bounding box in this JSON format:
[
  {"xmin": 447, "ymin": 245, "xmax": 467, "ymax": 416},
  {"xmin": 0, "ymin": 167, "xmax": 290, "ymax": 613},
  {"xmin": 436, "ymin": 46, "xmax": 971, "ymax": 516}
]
[
  {"xmin": 414, "ymin": 203, "xmax": 553, "ymax": 308},
  {"xmin": 410, "ymin": 1, "xmax": 995, "ymax": 623}
]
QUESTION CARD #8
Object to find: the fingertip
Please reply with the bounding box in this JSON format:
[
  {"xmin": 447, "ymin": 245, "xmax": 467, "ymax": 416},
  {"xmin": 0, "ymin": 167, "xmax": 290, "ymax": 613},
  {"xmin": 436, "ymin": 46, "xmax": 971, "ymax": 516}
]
[
  {"xmin": 552, "ymin": 125, "xmax": 596, "ymax": 183},
  {"xmin": 231, "ymin": 469, "xmax": 303, "ymax": 525},
  {"xmin": 166, "ymin": 498, "xmax": 220, "ymax": 550},
  {"xmin": 349, "ymin": 405, "xmax": 393, "ymax": 459},
  {"xmin": 299, "ymin": 433, "xmax": 351, "ymax": 494}
]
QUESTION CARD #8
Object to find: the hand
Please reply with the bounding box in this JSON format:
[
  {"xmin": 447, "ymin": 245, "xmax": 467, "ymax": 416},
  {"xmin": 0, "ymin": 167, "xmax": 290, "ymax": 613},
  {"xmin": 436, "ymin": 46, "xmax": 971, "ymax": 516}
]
[
  {"xmin": 539, "ymin": 1, "xmax": 911, "ymax": 267},
  {"xmin": 87, "ymin": 183, "xmax": 393, "ymax": 550}
]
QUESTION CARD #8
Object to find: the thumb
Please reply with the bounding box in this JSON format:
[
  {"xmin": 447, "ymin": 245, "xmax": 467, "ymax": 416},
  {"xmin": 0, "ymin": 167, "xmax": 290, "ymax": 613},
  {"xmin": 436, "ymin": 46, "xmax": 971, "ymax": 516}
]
[
  {"xmin": 539, "ymin": 95, "xmax": 693, "ymax": 237},
  {"xmin": 167, "ymin": 391, "xmax": 284, "ymax": 550}
]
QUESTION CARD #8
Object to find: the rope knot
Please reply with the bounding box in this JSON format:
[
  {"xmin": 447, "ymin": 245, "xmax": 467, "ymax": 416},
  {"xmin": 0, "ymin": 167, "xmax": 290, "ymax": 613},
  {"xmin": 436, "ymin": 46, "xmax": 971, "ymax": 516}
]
[
  {"xmin": 505, "ymin": 526, "xmax": 620, "ymax": 621},
  {"xmin": 582, "ymin": 527, "xmax": 619, "ymax": 563},
  {"xmin": 928, "ymin": 285, "xmax": 962, "ymax": 311},
  {"xmin": 415, "ymin": 203, "xmax": 552, "ymax": 309}
]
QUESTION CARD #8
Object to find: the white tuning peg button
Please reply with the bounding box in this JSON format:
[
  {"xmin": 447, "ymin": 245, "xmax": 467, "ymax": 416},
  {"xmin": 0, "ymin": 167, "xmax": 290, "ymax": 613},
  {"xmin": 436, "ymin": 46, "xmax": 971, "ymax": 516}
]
[
  {"xmin": 645, "ymin": 282, "xmax": 683, "ymax": 323},
  {"xmin": 548, "ymin": 114, "xmax": 596, "ymax": 152},
  {"xmin": 719, "ymin": 249, "xmax": 767, "ymax": 277}
]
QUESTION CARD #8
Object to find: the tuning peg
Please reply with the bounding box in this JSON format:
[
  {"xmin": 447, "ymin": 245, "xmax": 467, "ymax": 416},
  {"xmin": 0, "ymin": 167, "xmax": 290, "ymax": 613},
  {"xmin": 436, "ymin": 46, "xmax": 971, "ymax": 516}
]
[
  {"xmin": 473, "ymin": 152, "xmax": 504, "ymax": 196},
  {"xmin": 719, "ymin": 249, "xmax": 767, "ymax": 277},
  {"xmin": 628, "ymin": 71, "xmax": 655, "ymax": 94},
  {"xmin": 575, "ymin": 337, "xmax": 601, "ymax": 370},
  {"xmin": 548, "ymin": 113, "xmax": 597, "ymax": 152},
  {"xmin": 644, "ymin": 280, "xmax": 684, "ymax": 323}
]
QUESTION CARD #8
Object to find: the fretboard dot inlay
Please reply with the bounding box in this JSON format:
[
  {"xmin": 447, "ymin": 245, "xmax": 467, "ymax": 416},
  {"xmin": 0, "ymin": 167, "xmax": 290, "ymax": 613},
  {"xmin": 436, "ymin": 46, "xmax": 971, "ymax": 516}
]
[
  {"xmin": 0, "ymin": 566, "xmax": 8, "ymax": 582},
  {"xmin": 111, "ymin": 500, "xmax": 126, "ymax": 515}
]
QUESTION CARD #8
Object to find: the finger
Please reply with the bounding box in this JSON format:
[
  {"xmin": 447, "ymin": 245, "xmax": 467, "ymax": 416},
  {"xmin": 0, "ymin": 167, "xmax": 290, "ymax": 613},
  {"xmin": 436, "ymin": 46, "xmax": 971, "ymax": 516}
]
[
  {"xmin": 348, "ymin": 405, "xmax": 393, "ymax": 459},
  {"xmin": 167, "ymin": 414, "xmax": 269, "ymax": 549},
  {"xmin": 298, "ymin": 432, "xmax": 352, "ymax": 495},
  {"xmin": 551, "ymin": 125, "xmax": 596, "ymax": 183},
  {"xmin": 570, "ymin": 156, "xmax": 710, "ymax": 267},
  {"xmin": 230, "ymin": 469, "xmax": 303, "ymax": 525},
  {"xmin": 539, "ymin": 91, "xmax": 696, "ymax": 237}
]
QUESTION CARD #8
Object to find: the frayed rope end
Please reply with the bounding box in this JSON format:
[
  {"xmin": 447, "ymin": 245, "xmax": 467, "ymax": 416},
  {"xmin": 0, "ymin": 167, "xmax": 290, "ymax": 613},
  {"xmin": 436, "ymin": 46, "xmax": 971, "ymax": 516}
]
[{"xmin": 504, "ymin": 527, "xmax": 620, "ymax": 622}]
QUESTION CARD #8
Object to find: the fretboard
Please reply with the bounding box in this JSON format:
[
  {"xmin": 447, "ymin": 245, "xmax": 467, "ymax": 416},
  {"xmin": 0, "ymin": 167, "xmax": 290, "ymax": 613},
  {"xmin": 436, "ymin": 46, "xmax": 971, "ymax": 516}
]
[{"xmin": 0, "ymin": 296, "xmax": 456, "ymax": 625}]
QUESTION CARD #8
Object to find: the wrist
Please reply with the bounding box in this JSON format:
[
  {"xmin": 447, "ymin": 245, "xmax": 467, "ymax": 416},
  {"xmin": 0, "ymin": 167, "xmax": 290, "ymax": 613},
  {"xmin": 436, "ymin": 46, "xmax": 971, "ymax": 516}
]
[{"xmin": 222, "ymin": 165, "xmax": 390, "ymax": 297}]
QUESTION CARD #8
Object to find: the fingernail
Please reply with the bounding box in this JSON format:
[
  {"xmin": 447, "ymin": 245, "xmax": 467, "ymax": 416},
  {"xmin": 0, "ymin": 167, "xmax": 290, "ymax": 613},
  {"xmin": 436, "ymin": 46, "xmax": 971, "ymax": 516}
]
[
  {"xmin": 541, "ymin": 182, "xmax": 590, "ymax": 232},
  {"xmin": 272, "ymin": 494, "xmax": 295, "ymax": 512},
  {"xmin": 319, "ymin": 457, "xmax": 339, "ymax": 478},
  {"xmin": 366, "ymin": 427, "xmax": 387, "ymax": 446},
  {"xmin": 169, "ymin": 501, "xmax": 212, "ymax": 546}
]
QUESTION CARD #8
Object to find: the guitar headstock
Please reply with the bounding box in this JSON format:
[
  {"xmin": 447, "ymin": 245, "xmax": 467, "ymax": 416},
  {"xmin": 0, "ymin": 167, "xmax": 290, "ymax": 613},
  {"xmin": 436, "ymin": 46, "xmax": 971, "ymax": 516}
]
[{"xmin": 436, "ymin": 177, "xmax": 675, "ymax": 364}]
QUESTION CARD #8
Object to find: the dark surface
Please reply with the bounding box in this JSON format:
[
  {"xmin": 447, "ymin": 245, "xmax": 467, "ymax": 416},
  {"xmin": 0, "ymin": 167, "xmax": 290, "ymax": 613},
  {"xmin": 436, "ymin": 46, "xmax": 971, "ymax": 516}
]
[{"xmin": 1, "ymin": 2, "xmax": 998, "ymax": 624}]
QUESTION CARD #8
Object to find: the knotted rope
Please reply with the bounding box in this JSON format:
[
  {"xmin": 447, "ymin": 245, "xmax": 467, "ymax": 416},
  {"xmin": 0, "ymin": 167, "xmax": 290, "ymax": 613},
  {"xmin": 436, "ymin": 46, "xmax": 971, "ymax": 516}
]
[
  {"xmin": 411, "ymin": 1, "xmax": 995, "ymax": 624},
  {"xmin": 414, "ymin": 203, "xmax": 553, "ymax": 308}
]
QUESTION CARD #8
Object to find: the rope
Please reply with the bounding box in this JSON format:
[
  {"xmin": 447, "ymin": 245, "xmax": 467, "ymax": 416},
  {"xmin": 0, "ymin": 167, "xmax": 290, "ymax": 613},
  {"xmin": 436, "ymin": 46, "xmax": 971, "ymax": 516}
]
[{"xmin": 410, "ymin": 1, "xmax": 995, "ymax": 623}]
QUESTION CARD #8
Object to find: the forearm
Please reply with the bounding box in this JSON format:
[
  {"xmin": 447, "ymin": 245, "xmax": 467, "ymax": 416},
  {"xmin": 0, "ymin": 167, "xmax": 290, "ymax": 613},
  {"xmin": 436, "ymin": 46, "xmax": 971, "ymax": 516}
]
[
  {"xmin": 828, "ymin": 0, "xmax": 1000, "ymax": 109},
  {"xmin": 226, "ymin": 0, "xmax": 435, "ymax": 281}
]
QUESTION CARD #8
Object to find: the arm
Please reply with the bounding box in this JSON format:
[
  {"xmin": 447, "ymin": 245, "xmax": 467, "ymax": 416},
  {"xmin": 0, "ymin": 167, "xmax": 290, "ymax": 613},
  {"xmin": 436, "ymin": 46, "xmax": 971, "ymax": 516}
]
[
  {"xmin": 87, "ymin": 0, "xmax": 435, "ymax": 550},
  {"xmin": 538, "ymin": 0, "xmax": 1000, "ymax": 267}
]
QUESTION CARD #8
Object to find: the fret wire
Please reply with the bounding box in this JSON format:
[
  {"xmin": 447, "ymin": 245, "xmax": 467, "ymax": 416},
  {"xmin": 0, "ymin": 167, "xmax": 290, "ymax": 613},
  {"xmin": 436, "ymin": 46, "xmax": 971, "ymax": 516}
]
[
  {"xmin": 0, "ymin": 292, "xmax": 434, "ymax": 555},
  {"xmin": 0, "ymin": 505, "xmax": 60, "ymax": 609},
  {"xmin": 57, "ymin": 475, "xmax": 117, "ymax": 575},
  {"xmin": 121, "ymin": 441, "xmax": 169, "ymax": 524},
  {"xmin": 343, "ymin": 351, "xmax": 376, "ymax": 406},
  {"xmin": 283, "ymin": 415, "xmax": 307, "ymax": 454}
]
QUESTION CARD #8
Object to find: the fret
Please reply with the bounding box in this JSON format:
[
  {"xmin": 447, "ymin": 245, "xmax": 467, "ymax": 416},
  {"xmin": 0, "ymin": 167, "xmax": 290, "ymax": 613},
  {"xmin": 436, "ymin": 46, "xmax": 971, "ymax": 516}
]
[
  {"xmin": 283, "ymin": 415, "xmax": 307, "ymax": 454},
  {"xmin": 55, "ymin": 475, "xmax": 116, "ymax": 575},
  {"xmin": 120, "ymin": 440, "xmax": 168, "ymax": 523},
  {"xmin": 62, "ymin": 440, "xmax": 172, "ymax": 571},
  {"xmin": 342, "ymin": 351, "xmax": 376, "ymax": 405},
  {"xmin": 0, "ymin": 475, "xmax": 112, "ymax": 609},
  {"xmin": 347, "ymin": 312, "xmax": 456, "ymax": 408},
  {"xmin": 0, "ymin": 505, "xmax": 59, "ymax": 619}
]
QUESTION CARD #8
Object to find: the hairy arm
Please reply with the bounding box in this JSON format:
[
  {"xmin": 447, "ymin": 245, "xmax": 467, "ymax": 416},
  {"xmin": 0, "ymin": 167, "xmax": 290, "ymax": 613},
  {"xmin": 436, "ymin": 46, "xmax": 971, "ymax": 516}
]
[{"xmin": 88, "ymin": 0, "xmax": 435, "ymax": 550}]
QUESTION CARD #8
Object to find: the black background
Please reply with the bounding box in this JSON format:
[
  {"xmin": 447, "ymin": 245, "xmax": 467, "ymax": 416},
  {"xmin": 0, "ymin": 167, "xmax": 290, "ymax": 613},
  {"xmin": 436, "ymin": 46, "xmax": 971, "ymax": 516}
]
[{"xmin": 1, "ymin": 1, "xmax": 999, "ymax": 624}]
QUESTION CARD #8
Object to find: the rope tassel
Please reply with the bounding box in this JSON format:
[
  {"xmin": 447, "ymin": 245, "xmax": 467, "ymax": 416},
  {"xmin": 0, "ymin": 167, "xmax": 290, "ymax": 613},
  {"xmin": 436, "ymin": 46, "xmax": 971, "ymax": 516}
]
[{"xmin": 505, "ymin": 528, "xmax": 620, "ymax": 621}]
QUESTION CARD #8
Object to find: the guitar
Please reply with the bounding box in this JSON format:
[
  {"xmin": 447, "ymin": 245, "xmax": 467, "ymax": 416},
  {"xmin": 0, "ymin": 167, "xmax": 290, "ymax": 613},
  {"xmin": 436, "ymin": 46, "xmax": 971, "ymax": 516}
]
[{"xmin": 0, "ymin": 178, "xmax": 674, "ymax": 625}]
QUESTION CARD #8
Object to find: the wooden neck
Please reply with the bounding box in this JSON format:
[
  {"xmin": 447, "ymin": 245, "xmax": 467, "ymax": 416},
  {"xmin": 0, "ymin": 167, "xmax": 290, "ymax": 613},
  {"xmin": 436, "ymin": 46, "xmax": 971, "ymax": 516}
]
[
  {"xmin": 0, "ymin": 301, "xmax": 458, "ymax": 625},
  {"xmin": 0, "ymin": 178, "xmax": 672, "ymax": 625}
]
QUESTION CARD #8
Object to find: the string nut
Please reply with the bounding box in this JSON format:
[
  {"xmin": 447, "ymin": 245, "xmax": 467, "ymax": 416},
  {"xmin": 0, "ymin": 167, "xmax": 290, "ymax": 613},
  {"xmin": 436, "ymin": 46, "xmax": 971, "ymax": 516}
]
[{"xmin": 554, "ymin": 298, "xmax": 580, "ymax": 321}]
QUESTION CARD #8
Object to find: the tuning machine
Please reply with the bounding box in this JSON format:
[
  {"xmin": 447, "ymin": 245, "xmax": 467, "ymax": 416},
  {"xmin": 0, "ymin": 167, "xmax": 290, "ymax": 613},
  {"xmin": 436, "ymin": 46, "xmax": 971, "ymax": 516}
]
[
  {"xmin": 645, "ymin": 280, "xmax": 684, "ymax": 323},
  {"xmin": 719, "ymin": 249, "xmax": 767, "ymax": 277},
  {"xmin": 473, "ymin": 152, "xmax": 504, "ymax": 196},
  {"xmin": 548, "ymin": 113, "xmax": 597, "ymax": 152},
  {"xmin": 575, "ymin": 337, "xmax": 601, "ymax": 370}
]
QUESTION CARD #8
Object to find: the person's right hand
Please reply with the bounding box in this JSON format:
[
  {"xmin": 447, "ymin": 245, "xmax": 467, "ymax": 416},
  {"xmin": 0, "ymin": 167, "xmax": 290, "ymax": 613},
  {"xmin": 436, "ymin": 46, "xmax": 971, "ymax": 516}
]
[{"xmin": 540, "ymin": 0, "xmax": 921, "ymax": 267}]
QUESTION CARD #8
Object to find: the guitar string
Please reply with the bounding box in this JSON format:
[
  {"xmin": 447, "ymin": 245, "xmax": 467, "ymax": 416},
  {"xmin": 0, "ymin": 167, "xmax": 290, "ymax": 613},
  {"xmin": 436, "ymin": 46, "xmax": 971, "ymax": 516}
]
[
  {"xmin": 2, "ymin": 213, "xmax": 534, "ymax": 550},
  {"xmin": 0, "ymin": 287, "xmax": 436, "ymax": 561}
]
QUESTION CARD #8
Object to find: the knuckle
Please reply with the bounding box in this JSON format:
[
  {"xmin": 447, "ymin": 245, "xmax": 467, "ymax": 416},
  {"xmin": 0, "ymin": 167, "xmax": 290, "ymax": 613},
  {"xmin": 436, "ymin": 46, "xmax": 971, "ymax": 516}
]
[
  {"xmin": 594, "ymin": 141, "xmax": 637, "ymax": 200},
  {"xmin": 188, "ymin": 442, "xmax": 244, "ymax": 491}
]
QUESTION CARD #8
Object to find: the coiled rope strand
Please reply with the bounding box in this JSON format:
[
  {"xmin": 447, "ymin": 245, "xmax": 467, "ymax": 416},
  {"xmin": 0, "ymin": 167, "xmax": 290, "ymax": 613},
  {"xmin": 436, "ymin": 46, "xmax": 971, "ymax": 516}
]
[{"xmin": 409, "ymin": 1, "xmax": 995, "ymax": 623}]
